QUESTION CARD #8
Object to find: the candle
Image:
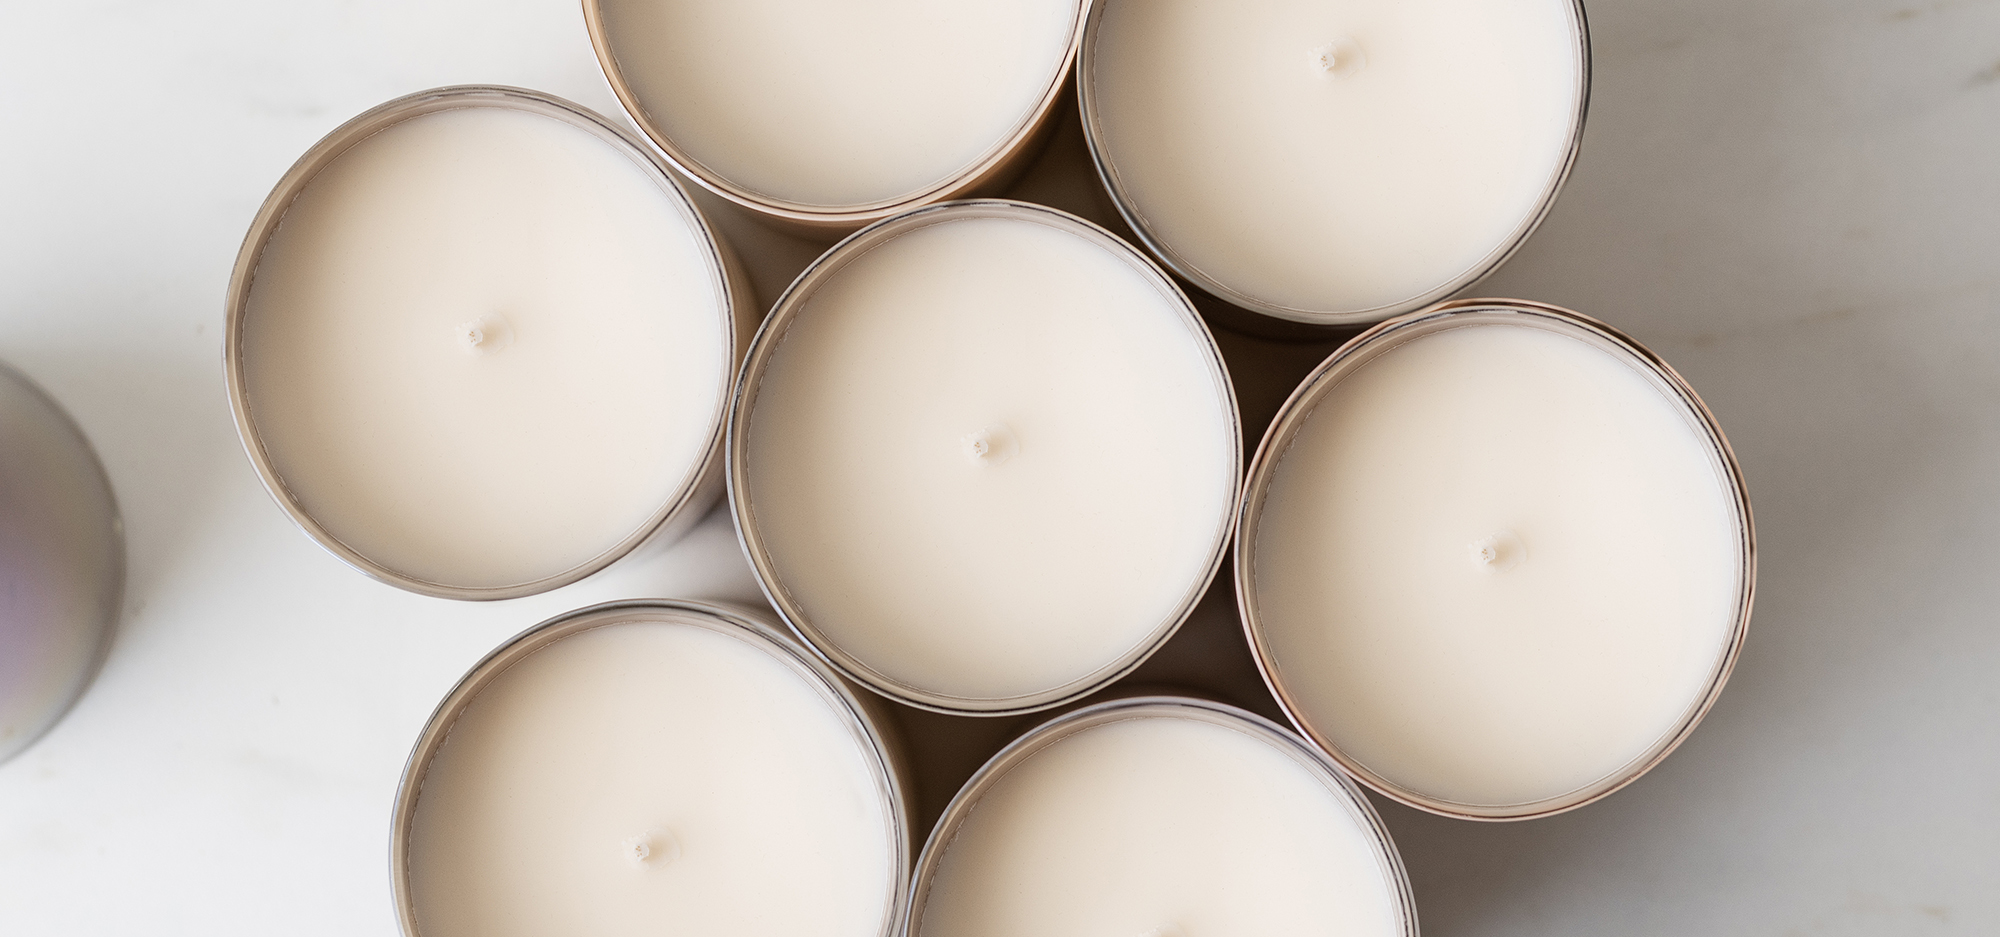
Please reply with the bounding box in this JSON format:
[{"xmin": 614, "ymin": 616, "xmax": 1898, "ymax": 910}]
[
  {"xmin": 227, "ymin": 87, "xmax": 749, "ymax": 599},
  {"xmin": 731, "ymin": 201, "xmax": 1239, "ymax": 713},
  {"xmin": 1239, "ymin": 301, "xmax": 1753, "ymax": 818},
  {"xmin": 1081, "ymin": 0, "xmax": 1586, "ymax": 324},
  {"xmin": 584, "ymin": 0, "xmax": 1085, "ymax": 229},
  {"xmin": 0, "ymin": 362, "xmax": 122, "ymax": 765},
  {"xmin": 909, "ymin": 697, "xmax": 1414, "ymax": 937},
  {"xmin": 395, "ymin": 601, "xmax": 908, "ymax": 937}
]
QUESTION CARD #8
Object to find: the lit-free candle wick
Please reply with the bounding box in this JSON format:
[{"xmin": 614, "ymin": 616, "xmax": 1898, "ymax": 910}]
[
  {"xmin": 623, "ymin": 828, "xmax": 682, "ymax": 868},
  {"xmin": 1470, "ymin": 531, "xmax": 1525, "ymax": 573},
  {"xmin": 960, "ymin": 422, "xmax": 1018, "ymax": 466},
  {"xmin": 457, "ymin": 313, "xmax": 515, "ymax": 356},
  {"xmin": 1311, "ymin": 38, "xmax": 1366, "ymax": 78}
]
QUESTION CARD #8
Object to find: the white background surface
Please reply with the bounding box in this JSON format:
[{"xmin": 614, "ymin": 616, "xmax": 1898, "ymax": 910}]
[{"xmin": 1, "ymin": 1, "xmax": 1996, "ymax": 934}]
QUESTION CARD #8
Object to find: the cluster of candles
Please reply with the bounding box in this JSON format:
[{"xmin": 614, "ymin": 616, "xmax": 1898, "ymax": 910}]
[{"xmin": 0, "ymin": 0, "xmax": 1755, "ymax": 935}]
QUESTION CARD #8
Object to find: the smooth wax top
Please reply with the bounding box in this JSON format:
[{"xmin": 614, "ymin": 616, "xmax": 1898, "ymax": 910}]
[
  {"xmin": 596, "ymin": 0, "xmax": 1079, "ymax": 209},
  {"xmin": 1250, "ymin": 320, "xmax": 1743, "ymax": 810},
  {"xmin": 240, "ymin": 102, "xmax": 729, "ymax": 591},
  {"xmin": 1088, "ymin": 0, "xmax": 1581, "ymax": 319},
  {"xmin": 915, "ymin": 706, "xmax": 1407, "ymax": 937},
  {"xmin": 739, "ymin": 208, "xmax": 1237, "ymax": 708},
  {"xmin": 406, "ymin": 613, "xmax": 898, "ymax": 937}
]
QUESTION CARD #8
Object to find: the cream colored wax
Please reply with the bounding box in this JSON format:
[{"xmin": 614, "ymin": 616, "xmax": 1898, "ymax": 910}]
[
  {"xmin": 596, "ymin": 0, "xmax": 1079, "ymax": 209},
  {"xmin": 1252, "ymin": 322, "xmax": 1741, "ymax": 809},
  {"xmin": 406, "ymin": 615, "xmax": 897, "ymax": 937},
  {"xmin": 1088, "ymin": 0, "xmax": 1581, "ymax": 319},
  {"xmin": 915, "ymin": 707, "xmax": 1405, "ymax": 937},
  {"xmin": 741, "ymin": 208, "xmax": 1236, "ymax": 708},
  {"xmin": 240, "ymin": 103, "xmax": 728, "ymax": 591}
]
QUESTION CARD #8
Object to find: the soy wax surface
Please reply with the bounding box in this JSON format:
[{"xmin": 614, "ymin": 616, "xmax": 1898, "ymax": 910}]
[
  {"xmin": 1090, "ymin": 0, "xmax": 1579, "ymax": 316},
  {"xmin": 917, "ymin": 714, "xmax": 1403, "ymax": 937},
  {"xmin": 406, "ymin": 619, "xmax": 895, "ymax": 937},
  {"xmin": 1253, "ymin": 323, "xmax": 1741, "ymax": 808},
  {"xmin": 743, "ymin": 214, "xmax": 1236, "ymax": 704},
  {"xmin": 241, "ymin": 105, "xmax": 727, "ymax": 589},
  {"xmin": 599, "ymin": 0, "xmax": 1078, "ymax": 208}
]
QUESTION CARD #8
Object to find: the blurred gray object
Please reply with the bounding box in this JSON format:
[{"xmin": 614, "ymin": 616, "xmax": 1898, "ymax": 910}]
[{"xmin": 0, "ymin": 361, "xmax": 122, "ymax": 765}]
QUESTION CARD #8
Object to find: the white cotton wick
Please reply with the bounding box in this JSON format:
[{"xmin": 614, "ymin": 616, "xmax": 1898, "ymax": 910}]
[
  {"xmin": 961, "ymin": 422, "xmax": 1018, "ymax": 466},
  {"xmin": 1470, "ymin": 531, "xmax": 1526, "ymax": 573},
  {"xmin": 1311, "ymin": 37, "xmax": 1367, "ymax": 78},
  {"xmin": 622, "ymin": 828, "xmax": 682, "ymax": 868},
  {"xmin": 458, "ymin": 312, "xmax": 516, "ymax": 356}
]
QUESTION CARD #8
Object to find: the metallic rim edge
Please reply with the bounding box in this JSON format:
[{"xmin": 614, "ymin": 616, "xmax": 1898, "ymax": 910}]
[
  {"xmin": 580, "ymin": 0, "xmax": 1090, "ymax": 231},
  {"xmin": 725, "ymin": 199, "xmax": 1244, "ymax": 715},
  {"xmin": 387, "ymin": 599, "xmax": 914, "ymax": 937},
  {"xmin": 902, "ymin": 696, "xmax": 1419, "ymax": 937},
  {"xmin": 222, "ymin": 85, "xmax": 744, "ymax": 601},
  {"xmin": 1233, "ymin": 298, "xmax": 1757, "ymax": 820},
  {"xmin": 1076, "ymin": 0, "xmax": 1593, "ymax": 326}
]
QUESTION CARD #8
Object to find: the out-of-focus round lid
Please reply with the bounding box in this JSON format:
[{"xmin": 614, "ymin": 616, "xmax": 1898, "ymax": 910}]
[{"xmin": 0, "ymin": 361, "xmax": 122, "ymax": 765}]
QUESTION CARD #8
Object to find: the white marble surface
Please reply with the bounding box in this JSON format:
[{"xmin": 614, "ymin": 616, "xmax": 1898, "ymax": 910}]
[{"xmin": 2, "ymin": 1, "xmax": 1996, "ymax": 934}]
